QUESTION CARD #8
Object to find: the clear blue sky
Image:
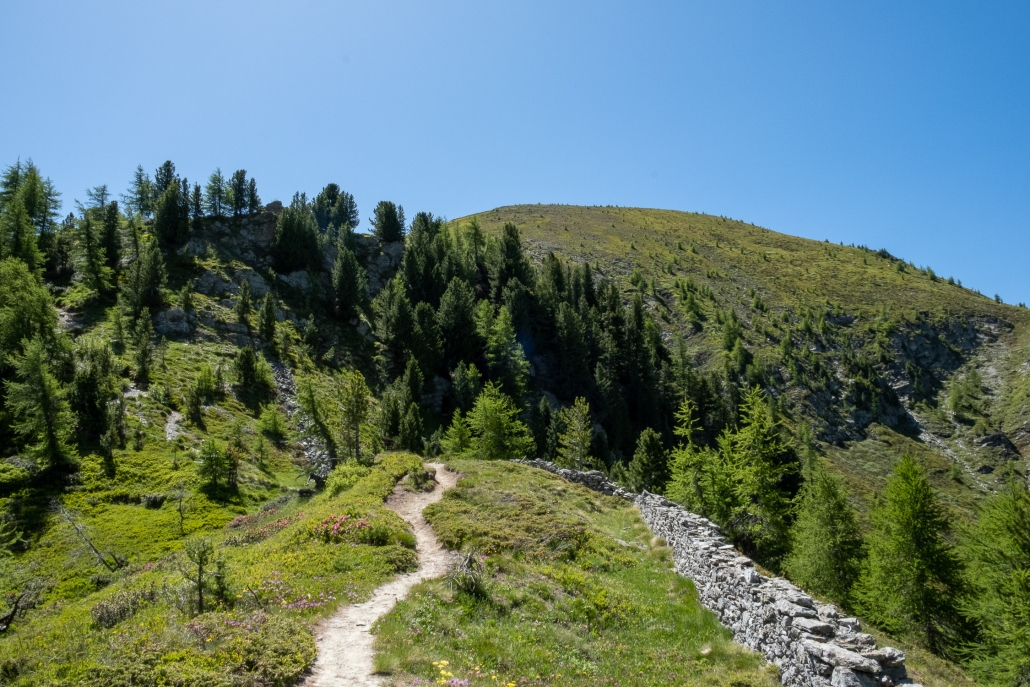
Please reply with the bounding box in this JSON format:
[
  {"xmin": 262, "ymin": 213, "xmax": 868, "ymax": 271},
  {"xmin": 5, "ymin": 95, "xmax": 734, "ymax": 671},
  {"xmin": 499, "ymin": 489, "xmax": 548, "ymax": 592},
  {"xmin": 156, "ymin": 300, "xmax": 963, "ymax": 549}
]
[{"xmin": 2, "ymin": 1, "xmax": 1027, "ymax": 303}]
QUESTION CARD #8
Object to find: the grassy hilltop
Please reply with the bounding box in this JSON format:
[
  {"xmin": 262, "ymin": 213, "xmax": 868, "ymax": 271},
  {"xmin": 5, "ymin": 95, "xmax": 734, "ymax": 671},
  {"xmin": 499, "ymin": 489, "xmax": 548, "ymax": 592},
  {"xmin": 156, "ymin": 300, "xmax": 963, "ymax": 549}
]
[{"xmin": 461, "ymin": 204, "xmax": 1030, "ymax": 522}]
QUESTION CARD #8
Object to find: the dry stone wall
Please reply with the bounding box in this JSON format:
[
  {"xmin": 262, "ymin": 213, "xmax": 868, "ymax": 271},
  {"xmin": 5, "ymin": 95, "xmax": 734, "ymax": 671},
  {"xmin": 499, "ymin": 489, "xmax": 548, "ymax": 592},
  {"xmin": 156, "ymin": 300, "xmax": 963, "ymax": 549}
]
[{"xmin": 513, "ymin": 459, "xmax": 918, "ymax": 687}]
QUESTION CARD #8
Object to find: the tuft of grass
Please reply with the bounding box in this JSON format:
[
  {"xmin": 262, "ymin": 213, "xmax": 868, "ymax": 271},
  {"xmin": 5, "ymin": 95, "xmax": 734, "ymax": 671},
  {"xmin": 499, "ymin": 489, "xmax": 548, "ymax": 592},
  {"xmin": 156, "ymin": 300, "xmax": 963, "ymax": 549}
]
[{"xmin": 372, "ymin": 459, "xmax": 779, "ymax": 687}]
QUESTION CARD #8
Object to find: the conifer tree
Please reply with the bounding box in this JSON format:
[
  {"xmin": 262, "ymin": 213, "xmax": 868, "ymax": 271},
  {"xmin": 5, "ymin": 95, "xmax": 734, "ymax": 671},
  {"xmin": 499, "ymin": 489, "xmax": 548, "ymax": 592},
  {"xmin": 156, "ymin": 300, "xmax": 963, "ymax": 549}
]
[
  {"xmin": 488, "ymin": 223, "xmax": 533, "ymax": 300},
  {"xmin": 484, "ymin": 306, "xmax": 529, "ymax": 403},
  {"xmin": 153, "ymin": 180, "xmax": 191, "ymax": 246},
  {"xmin": 100, "ymin": 201, "xmax": 122, "ymax": 271},
  {"xmin": 258, "ymin": 292, "xmax": 277, "ymax": 341},
  {"xmin": 69, "ymin": 335, "xmax": 117, "ymax": 442},
  {"xmin": 411, "ymin": 302, "xmax": 443, "ymax": 376},
  {"xmin": 331, "ymin": 240, "xmax": 366, "ymax": 319},
  {"xmin": 960, "ymin": 482, "xmax": 1030, "ymax": 683},
  {"xmin": 190, "ymin": 183, "xmax": 204, "ymax": 233},
  {"xmin": 441, "ymin": 409, "xmax": 472, "ymax": 455},
  {"xmin": 854, "ymin": 454, "xmax": 966, "ymax": 655},
  {"xmin": 783, "ymin": 455, "xmax": 865, "ymax": 607},
  {"xmin": 466, "ymin": 382, "xmax": 534, "ymax": 461},
  {"xmin": 373, "ymin": 276, "xmax": 414, "ymax": 361},
  {"xmin": 246, "ymin": 177, "xmax": 260, "ymax": 214},
  {"xmin": 5, "ymin": 336, "xmax": 76, "ymax": 467},
  {"xmin": 198, "ymin": 440, "xmax": 227, "ymax": 488},
  {"xmin": 132, "ymin": 308, "xmax": 155, "ymax": 383},
  {"xmin": 153, "ymin": 161, "xmax": 176, "ymax": 197},
  {"xmin": 235, "ymin": 279, "xmax": 252, "ymax": 326},
  {"xmin": 336, "ymin": 368, "xmax": 372, "ymax": 464},
  {"xmin": 1, "ymin": 197, "xmax": 43, "ymax": 273},
  {"xmin": 0, "ymin": 258, "xmax": 58, "ymax": 357},
  {"xmin": 122, "ymin": 165, "xmax": 153, "ymax": 217},
  {"xmin": 628, "ymin": 428, "xmax": 668, "ymax": 492},
  {"xmin": 370, "ymin": 200, "xmax": 405, "ymax": 242},
  {"xmin": 204, "ymin": 168, "xmax": 228, "ymax": 218},
  {"xmin": 228, "ymin": 170, "xmax": 248, "ymax": 217},
  {"xmin": 556, "ymin": 397, "xmax": 593, "ymax": 470},
  {"xmin": 121, "ymin": 237, "xmax": 166, "ymax": 320},
  {"xmin": 437, "ymin": 277, "xmax": 478, "ymax": 366},
  {"xmin": 450, "ymin": 361, "xmax": 482, "ymax": 413},
  {"xmin": 76, "ymin": 213, "xmax": 112, "ymax": 293},
  {"xmin": 273, "ymin": 194, "xmax": 320, "ymax": 272},
  {"xmin": 398, "ymin": 402, "xmax": 424, "ymax": 453}
]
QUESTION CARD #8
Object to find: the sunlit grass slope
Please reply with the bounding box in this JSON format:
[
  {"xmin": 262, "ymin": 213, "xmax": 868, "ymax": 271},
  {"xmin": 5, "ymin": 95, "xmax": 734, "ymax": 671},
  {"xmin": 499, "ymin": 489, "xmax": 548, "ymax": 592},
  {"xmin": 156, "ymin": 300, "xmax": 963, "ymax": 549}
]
[{"xmin": 373, "ymin": 459, "xmax": 779, "ymax": 687}]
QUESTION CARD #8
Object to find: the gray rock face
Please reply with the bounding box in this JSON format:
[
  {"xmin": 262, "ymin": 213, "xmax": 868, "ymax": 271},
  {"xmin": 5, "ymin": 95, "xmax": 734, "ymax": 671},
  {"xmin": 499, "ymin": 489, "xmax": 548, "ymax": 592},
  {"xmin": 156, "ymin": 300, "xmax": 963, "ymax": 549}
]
[
  {"xmin": 514, "ymin": 459, "xmax": 910, "ymax": 687},
  {"xmin": 154, "ymin": 307, "xmax": 193, "ymax": 337}
]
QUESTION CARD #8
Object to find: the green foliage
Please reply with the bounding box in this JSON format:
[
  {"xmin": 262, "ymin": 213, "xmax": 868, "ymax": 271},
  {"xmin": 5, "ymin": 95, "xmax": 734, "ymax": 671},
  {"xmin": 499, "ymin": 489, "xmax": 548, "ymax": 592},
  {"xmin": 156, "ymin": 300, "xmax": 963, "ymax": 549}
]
[
  {"xmin": 556, "ymin": 396, "xmax": 594, "ymax": 470},
  {"xmin": 0, "ymin": 258, "xmax": 57, "ymax": 362},
  {"xmin": 450, "ymin": 361, "xmax": 482, "ymax": 414},
  {"xmin": 258, "ymin": 292, "xmax": 277, "ymax": 341},
  {"xmin": 466, "ymin": 382, "xmax": 534, "ymax": 460},
  {"xmin": 152, "ymin": 178, "xmax": 191, "ymax": 246},
  {"xmin": 69, "ymin": 335, "xmax": 118, "ymax": 442},
  {"xmin": 5, "ymin": 336, "xmax": 76, "ymax": 467},
  {"xmin": 331, "ymin": 240, "xmax": 366, "ymax": 320},
  {"xmin": 441, "ymin": 409, "xmax": 472, "ymax": 455},
  {"xmin": 373, "ymin": 275, "xmax": 414, "ymax": 361},
  {"xmin": 667, "ymin": 387, "xmax": 798, "ymax": 564},
  {"xmin": 258, "ymin": 404, "xmax": 289, "ymax": 444},
  {"xmin": 325, "ymin": 463, "xmax": 372, "ymax": 497},
  {"xmin": 437, "ymin": 277, "xmax": 478, "ymax": 366},
  {"xmin": 335, "ymin": 368, "xmax": 373, "ymax": 463},
  {"xmin": 198, "ymin": 439, "xmax": 228, "ymax": 489},
  {"xmin": 232, "ymin": 346, "xmax": 272, "ymax": 395},
  {"xmin": 203, "ymin": 167, "xmax": 228, "ymax": 218},
  {"xmin": 398, "ymin": 401, "xmax": 425, "ymax": 453},
  {"xmin": 177, "ymin": 537, "xmax": 230, "ymax": 615},
  {"xmin": 313, "ymin": 183, "xmax": 359, "ymax": 234},
  {"xmin": 960, "ymin": 483, "xmax": 1030, "ymax": 683},
  {"xmin": 628, "ymin": 427, "xmax": 668, "ymax": 492},
  {"xmin": 1, "ymin": 196, "xmax": 43, "ymax": 274},
  {"xmin": 487, "ymin": 222, "xmax": 534, "ymax": 300},
  {"xmin": 235, "ymin": 278, "xmax": 252, "ymax": 325},
  {"xmin": 76, "ymin": 213, "xmax": 112, "ymax": 292},
  {"xmin": 854, "ymin": 455, "xmax": 967, "ymax": 656},
  {"xmin": 370, "ymin": 200, "xmax": 405, "ymax": 242},
  {"xmin": 122, "ymin": 165, "xmax": 153, "ymax": 218},
  {"xmin": 273, "ymin": 194, "xmax": 321, "ymax": 272},
  {"xmin": 782, "ymin": 456, "xmax": 865, "ymax": 608},
  {"xmin": 120, "ymin": 236, "xmax": 165, "ymax": 320},
  {"xmin": 482, "ymin": 305, "xmax": 529, "ymax": 403}
]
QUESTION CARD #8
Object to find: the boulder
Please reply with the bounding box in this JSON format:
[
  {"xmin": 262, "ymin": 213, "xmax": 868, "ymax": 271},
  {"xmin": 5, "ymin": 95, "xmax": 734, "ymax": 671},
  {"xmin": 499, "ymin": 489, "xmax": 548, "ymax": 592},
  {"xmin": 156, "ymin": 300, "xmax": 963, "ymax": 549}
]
[
  {"xmin": 154, "ymin": 307, "xmax": 191, "ymax": 337},
  {"xmin": 803, "ymin": 640, "xmax": 881, "ymax": 673},
  {"xmin": 794, "ymin": 617, "xmax": 835, "ymax": 636},
  {"xmin": 830, "ymin": 667, "xmax": 879, "ymax": 687},
  {"xmin": 862, "ymin": 647, "xmax": 906, "ymax": 668}
]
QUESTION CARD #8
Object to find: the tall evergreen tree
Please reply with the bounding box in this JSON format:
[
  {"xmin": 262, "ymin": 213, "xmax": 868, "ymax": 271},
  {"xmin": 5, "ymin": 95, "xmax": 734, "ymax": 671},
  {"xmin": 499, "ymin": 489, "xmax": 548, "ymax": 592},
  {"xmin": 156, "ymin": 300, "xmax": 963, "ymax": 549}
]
[
  {"xmin": 782, "ymin": 455, "xmax": 865, "ymax": 607},
  {"xmin": 854, "ymin": 455, "xmax": 967, "ymax": 656},
  {"xmin": 76, "ymin": 214, "xmax": 112, "ymax": 293},
  {"xmin": 628, "ymin": 428, "xmax": 669, "ymax": 492},
  {"xmin": 121, "ymin": 237, "xmax": 166, "ymax": 321},
  {"xmin": 69, "ymin": 335, "xmax": 117, "ymax": 442},
  {"xmin": 556, "ymin": 397, "xmax": 594, "ymax": 470},
  {"xmin": 228, "ymin": 170, "xmax": 248, "ymax": 217},
  {"xmin": 437, "ymin": 277, "xmax": 478, "ymax": 366},
  {"xmin": 466, "ymin": 382, "xmax": 534, "ymax": 461},
  {"xmin": 122, "ymin": 165, "xmax": 153, "ymax": 218},
  {"xmin": 336, "ymin": 368, "xmax": 372, "ymax": 464},
  {"xmin": 152, "ymin": 180, "xmax": 191, "ymax": 246},
  {"xmin": 373, "ymin": 276, "xmax": 415, "ymax": 361},
  {"xmin": 5, "ymin": 336, "xmax": 76, "ymax": 467},
  {"xmin": 483, "ymin": 306, "xmax": 529, "ymax": 403},
  {"xmin": 153, "ymin": 161, "xmax": 176, "ymax": 197},
  {"xmin": 1, "ymin": 197, "xmax": 42, "ymax": 273},
  {"xmin": 258, "ymin": 292, "xmax": 278, "ymax": 342},
  {"xmin": 960, "ymin": 482, "xmax": 1030, "ymax": 684},
  {"xmin": 450, "ymin": 361, "xmax": 482, "ymax": 413},
  {"xmin": 100, "ymin": 201, "xmax": 122, "ymax": 270},
  {"xmin": 331, "ymin": 240, "xmax": 366, "ymax": 319},
  {"xmin": 0, "ymin": 258, "xmax": 58, "ymax": 359},
  {"xmin": 246, "ymin": 178, "xmax": 261, "ymax": 214},
  {"xmin": 488, "ymin": 223, "xmax": 533, "ymax": 300},
  {"xmin": 273, "ymin": 194, "xmax": 321, "ymax": 272},
  {"xmin": 204, "ymin": 168, "xmax": 228, "ymax": 218},
  {"xmin": 370, "ymin": 200, "xmax": 405, "ymax": 242}
]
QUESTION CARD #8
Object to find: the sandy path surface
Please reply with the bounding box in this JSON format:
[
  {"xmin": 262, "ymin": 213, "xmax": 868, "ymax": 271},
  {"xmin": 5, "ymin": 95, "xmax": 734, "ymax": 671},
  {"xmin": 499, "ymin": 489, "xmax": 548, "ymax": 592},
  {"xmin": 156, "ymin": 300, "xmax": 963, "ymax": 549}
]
[{"xmin": 303, "ymin": 463, "xmax": 459, "ymax": 687}]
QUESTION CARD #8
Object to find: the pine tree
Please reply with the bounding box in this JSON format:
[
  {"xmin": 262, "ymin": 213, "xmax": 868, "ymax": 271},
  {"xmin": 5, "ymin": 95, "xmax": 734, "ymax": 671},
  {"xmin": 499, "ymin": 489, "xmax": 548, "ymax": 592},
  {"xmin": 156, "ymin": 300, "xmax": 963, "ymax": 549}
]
[
  {"xmin": 132, "ymin": 308, "xmax": 155, "ymax": 383},
  {"xmin": 152, "ymin": 180, "xmax": 191, "ymax": 246},
  {"xmin": 235, "ymin": 279, "xmax": 252, "ymax": 325},
  {"xmin": 198, "ymin": 440, "xmax": 227, "ymax": 488},
  {"xmin": 69, "ymin": 335, "xmax": 117, "ymax": 442},
  {"xmin": 437, "ymin": 277, "xmax": 478, "ymax": 366},
  {"xmin": 273, "ymin": 194, "xmax": 320, "ymax": 272},
  {"xmin": 484, "ymin": 306, "xmax": 529, "ymax": 403},
  {"xmin": 854, "ymin": 454, "xmax": 966, "ymax": 655},
  {"xmin": 450, "ymin": 362, "xmax": 482, "ymax": 413},
  {"xmin": 628, "ymin": 428, "xmax": 668, "ymax": 492},
  {"xmin": 190, "ymin": 183, "xmax": 204, "ymax": 233},
  {"xmin": 411, "ymin": 302, "xmax": 443, "ymax": 377},
  {"xmin": 331, "ymin": 240, "xmax": 366, "ymax": 319},
  {"xmin": 373, "ymin": 276, "xmax": 414, "ymax": 361},
  {"xmin": 204, "ymin": 168, "xmax": 228, "ymax": 218},
  {"xmin": 153, "ymin": 161, "xmax": 176, "ymax": 197},
  {"xmin": 1, "ymin": 197, "xmax": 43, "ymax": 273},
  {"xmin": 398, "ymin": 402, "xmax": 424, "ymax": 453},
  {"xmin": 121, "ymin": 237, "xmax": 166, "ymax": 320},
  {"xmin": 370, "ymin": 200, "xmax": 405, "ymax": 242},
  {"xmin": 782, "ymin": 456, "xmax": 865, "ymax": 607},
  {"xmin": 258, "ymin": 292, "xmax": 277, "ymax": 341},
  {"xmin": 5, "ymin": 336, "xmax": 76, "ymax": 467},
  {"xmin": 246, "ymin": 178, "xmax": 260, "ymax": 214},
  {"xmin": 960, "ymin": 482, "xmax": 1030, "ymax": 683},
  {"xmin": 100, "ymin": 201, "xmax": 122, "ymax": 271},
  {"xmin": 556, "ymin": 397, "xmax": 594, "ymax": 470},
  {"xmin": 228, "ymin": 170, "xmax": 248, "ymax": 217},
  {"xmin": 336, "ymin": 368, "xmax": 371, "ymax": 463},
  {"xmin": 441, "ymin": 409, "xmax": 472, "ymax": 455},
  {"xmin": 0, "ymin": 258, "xmax": 57, "ymax": 358},
  {"xmin": 466, "ymin": 382, "xmax": 534, "ymax": 461},
  {"xmin": 122, "ymin": 165, "xmax": 153, "ymax": 217},
  {"xmin": 77, "ymin": 213, "xmax": 112, "ymax": 292},
  {"xmin": 488, "ymin": 223, "xmax": 533, "ymax": 300}
]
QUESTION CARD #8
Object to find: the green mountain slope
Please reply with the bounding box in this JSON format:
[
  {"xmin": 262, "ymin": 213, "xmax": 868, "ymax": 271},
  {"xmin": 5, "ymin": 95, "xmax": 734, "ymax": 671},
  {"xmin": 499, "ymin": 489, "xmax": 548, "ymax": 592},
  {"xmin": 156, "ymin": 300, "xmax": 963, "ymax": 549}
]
[{"xmin": 461, "ymin": 204, "xmax": 1030, "ymax": 520}]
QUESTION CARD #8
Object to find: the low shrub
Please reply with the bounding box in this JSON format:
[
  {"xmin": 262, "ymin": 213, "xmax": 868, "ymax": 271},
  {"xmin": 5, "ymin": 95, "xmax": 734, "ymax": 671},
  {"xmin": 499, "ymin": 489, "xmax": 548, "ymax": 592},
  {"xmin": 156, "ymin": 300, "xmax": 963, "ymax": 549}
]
[{"xmin": 90, "ymin": 585, "xmax": 159, "ymax": 629}]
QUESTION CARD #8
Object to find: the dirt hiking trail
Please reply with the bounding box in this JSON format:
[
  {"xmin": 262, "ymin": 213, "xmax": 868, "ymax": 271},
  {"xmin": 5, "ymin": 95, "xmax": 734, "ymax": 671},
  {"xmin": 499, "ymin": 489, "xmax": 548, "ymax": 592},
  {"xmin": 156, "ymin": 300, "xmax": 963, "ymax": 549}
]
[{"xmin": 303, "ymin": 462, "xmax": 459, "ymax": 687}]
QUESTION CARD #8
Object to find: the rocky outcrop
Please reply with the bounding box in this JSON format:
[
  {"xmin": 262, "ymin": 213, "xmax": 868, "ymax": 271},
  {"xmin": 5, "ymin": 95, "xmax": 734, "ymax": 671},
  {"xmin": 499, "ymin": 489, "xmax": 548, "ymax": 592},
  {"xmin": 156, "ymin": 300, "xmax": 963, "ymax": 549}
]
[
  {"xmin": 513, "ymin": 459, "xmax": 918, "ymax": 687},
  {"xmin": 154, "ymin": 307, "xmax": 195, "ymax": 337}
]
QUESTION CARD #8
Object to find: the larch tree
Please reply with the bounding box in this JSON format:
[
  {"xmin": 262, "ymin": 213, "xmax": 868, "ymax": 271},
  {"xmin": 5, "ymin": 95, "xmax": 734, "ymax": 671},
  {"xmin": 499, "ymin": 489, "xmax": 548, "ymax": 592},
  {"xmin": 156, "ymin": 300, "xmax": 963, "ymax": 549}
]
[
  {"xmin": 556, "ymin": 397, "xmax": 594, "ymax": 470},
  {"xmin": 204, "ymin": 168, "xmax": 228, "ymax": 218},
  {"xmin": 5, "ymin": 336, "xmax": 76, "ymax": 467}
]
